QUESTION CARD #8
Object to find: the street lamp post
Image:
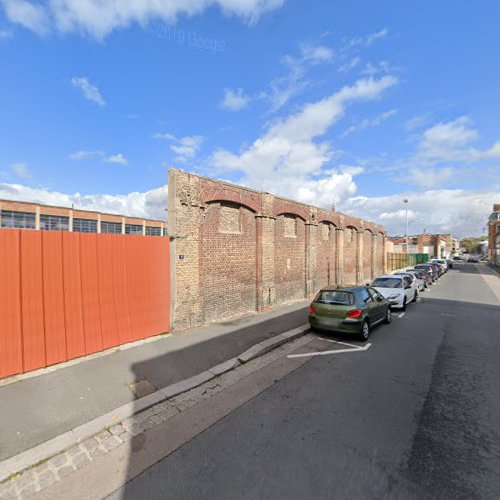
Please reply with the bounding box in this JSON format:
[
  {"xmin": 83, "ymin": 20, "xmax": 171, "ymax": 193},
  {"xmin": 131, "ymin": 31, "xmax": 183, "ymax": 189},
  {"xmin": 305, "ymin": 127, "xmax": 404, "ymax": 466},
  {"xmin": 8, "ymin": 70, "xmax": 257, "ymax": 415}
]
[{"xmin": 403, "ymin": 199, "xmax": 409, "ymax": 253}]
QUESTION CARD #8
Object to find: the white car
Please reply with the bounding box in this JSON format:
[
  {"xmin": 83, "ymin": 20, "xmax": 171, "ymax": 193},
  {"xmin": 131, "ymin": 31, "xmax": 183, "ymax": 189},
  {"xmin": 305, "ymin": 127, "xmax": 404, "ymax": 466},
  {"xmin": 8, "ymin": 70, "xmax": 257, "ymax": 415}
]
[
  {"xmin": 430, "ymin": 259, "xmax": 448, "ymax": 272},
  {"xmin": 371, "ymin": 275, "xmax": 418, "ymax": 311},
  {"xmin": 394, "ymin": 270, "xmax": 425, "ymax": 291}
]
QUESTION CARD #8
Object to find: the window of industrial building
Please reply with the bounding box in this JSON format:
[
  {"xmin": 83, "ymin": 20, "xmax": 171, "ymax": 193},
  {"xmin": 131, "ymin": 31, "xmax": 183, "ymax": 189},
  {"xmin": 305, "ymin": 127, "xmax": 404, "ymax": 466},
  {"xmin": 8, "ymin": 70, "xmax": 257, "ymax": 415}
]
[
  {"xmin": 101, "ymin": 221, "xmax": 122, "ymax": 234},
  {"xmin": 146, "ymin": 226, "xmax": 162, "ymax": 236},
  {"xmin": 1, "ymin": 210, "xmax": 36, "ymax": 229},
  {"xmin": 163, "ymin": 227, "xmax": 168, "ymax": 237},
  {"xmin": 284, "ymin": 215, "xmax": 297, "ymax": 237},
  {"xmin": 40, "ymin": 214, "xmax": 69, "ymax": 231},
  {"xmin": 73, "ymin": 218, "xmax": 97, "ymax": 233},
  {"xmin": 125, "ymin": 224, "xmax": 143, "ymax": 235}
]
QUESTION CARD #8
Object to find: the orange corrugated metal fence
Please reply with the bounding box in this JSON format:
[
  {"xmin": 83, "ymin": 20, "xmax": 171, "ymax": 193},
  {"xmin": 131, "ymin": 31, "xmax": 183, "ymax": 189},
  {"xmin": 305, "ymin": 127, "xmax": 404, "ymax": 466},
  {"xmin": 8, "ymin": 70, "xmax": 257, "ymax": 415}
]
[{"xmin": 0, "ymin": 230, "xmax": 170, "ymax": 379}]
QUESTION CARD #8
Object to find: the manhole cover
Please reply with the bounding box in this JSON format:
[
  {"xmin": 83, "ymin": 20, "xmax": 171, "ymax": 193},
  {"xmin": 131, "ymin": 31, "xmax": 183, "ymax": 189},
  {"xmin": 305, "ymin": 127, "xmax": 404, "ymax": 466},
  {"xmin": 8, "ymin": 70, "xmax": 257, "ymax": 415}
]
[{"xmin": 128, "ymin": 378, "xmax": 157, "ymax": 398}]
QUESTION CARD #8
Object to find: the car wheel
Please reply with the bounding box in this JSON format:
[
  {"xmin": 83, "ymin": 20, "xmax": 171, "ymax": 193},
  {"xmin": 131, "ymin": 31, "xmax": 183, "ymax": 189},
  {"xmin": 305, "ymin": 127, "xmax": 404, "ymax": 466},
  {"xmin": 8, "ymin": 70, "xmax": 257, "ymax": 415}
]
[
  {"xmin": 412, "ymin": 291, "xmax": 417, "ymax": 303},
  {"xmin": 359, "ymin": 320, "xmax": 370, "ymax": 341},
  {"xmin": 401, "ymin": 297, "xmax": 407, "ymax": 311},
  {"xmin": 384, "ymin": 308, "xmax": 392, "ymax": 324}
]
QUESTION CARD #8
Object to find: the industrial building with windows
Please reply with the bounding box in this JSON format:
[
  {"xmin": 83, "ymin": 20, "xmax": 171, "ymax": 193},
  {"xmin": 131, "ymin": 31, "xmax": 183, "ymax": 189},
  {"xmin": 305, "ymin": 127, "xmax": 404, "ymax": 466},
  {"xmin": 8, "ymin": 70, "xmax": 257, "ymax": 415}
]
[{"xmin": 0, "ymin": 199, "xmax": 167, "ymax": 236}]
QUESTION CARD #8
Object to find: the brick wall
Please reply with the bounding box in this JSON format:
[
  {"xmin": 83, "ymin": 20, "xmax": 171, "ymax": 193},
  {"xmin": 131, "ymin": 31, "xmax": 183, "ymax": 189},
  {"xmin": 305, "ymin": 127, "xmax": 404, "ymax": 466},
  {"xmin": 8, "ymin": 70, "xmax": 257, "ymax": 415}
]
[{"xmin": 168, "ymin": 169, "xmax": 387, "ymax": 330}]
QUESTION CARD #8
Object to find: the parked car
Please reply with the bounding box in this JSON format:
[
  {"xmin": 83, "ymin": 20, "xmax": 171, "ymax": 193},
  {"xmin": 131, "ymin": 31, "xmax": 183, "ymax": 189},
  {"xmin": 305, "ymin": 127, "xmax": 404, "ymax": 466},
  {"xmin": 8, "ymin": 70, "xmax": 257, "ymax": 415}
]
[
  {"xmin": 393, "ymin": 271, "xmax": 425, "ymax": 291},
  {"xmin": 414, "ymin": 263, "xmax": 438, "ymax": 283},
  {"xmin": 446, "ymin": 259, "xmax": 453, "ymax": 269},
  {"xmin": 406, "ymin": 268, "xmax": 431, "ymax": 289},
  {"xmin": 429, "ymin": 262, "xmax": 443, "ymax": 277},
  {"xmin": 468, "ymin": 256, "xmax": 479, "ymax": 263},
  {"xmin": 371, "ymin": 275, "xmax": 418, "ymax": 311},
  {"xmin": 308, "ymin": 286, "xmax": 391, "ymax": 341},
  {"xmin": 430, "ymin": 258, "xmax": 448, "ymax": 273},
  {"xmin": 452, "ymin": 255, "xmax": 464, "ymax": 261}
]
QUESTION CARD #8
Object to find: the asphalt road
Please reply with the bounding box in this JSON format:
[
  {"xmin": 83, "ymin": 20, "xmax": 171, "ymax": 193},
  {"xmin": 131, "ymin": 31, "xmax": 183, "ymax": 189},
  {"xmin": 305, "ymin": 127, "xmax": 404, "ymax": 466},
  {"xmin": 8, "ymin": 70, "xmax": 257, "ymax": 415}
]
[{"xmin": 108, "ymin": 263, "xmax": 500, "ymax": 499}]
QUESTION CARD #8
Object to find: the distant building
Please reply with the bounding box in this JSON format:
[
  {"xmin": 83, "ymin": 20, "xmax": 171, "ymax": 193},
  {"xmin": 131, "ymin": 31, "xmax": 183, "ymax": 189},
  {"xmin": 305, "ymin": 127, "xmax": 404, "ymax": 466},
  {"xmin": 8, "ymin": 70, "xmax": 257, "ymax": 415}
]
[
  {"xmin": 389, "ymin": 233, "xmax": 454, "ymax": 258},
  {"xmin": 487, "ymin": 204, "xmax": 500, "ymax": 266},
  {"xmin": 0, "ymin": 199, "xmax": 167, "ymax": 236}
]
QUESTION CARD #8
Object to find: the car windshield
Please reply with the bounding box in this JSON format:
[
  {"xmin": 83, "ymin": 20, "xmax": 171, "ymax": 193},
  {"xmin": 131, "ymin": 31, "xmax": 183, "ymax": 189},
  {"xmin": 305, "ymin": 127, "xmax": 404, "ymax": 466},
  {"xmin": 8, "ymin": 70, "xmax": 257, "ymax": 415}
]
[
  {"xmin": 372, "ymin": 278, "xmax": 403, "ymax": 288},
  {"xmin": 315, "ymin": 291, "xmax": 353, "ymax": 305}
]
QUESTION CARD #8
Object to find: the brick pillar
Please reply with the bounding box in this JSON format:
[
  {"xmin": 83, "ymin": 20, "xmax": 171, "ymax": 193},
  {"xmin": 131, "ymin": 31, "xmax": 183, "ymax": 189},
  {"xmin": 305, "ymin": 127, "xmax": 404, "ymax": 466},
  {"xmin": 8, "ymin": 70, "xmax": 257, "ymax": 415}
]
[
  {"xmin": 35, "ymin": 206, "xmax": 41, "ymax": 230},
  {"xmin": 335, "ymin": 226, "xmax": 345, "ymax": 286},
  {"xmin": 371, "ymin": 232, "xmax": 377, "ymax": 281},
  {"xmin": 256, "ymin": 193, "xmax": 276, "ymax": 311},
  {"xmin": 97, "ymin": 213, "xmax": 101, "ymax": 234},
  {"xmin": 305, "ymin": 214, "xmax": 318, "ymax": 297},
  {"xmin": 168, "ymin": 168, "xmax": 204, "ymax": 330},
  {"xmin": 356, "ymin": 228, "xmax": 364, "ymax": 285},
  {"xmin": 383, "ymin": 235, "xmax": 388, "ymax": 274}
]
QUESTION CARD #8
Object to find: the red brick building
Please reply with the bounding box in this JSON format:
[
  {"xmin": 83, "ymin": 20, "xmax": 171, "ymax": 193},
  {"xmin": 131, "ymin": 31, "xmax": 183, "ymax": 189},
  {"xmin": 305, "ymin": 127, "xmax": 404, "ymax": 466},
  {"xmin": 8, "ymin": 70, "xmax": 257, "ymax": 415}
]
[
  {"xmin": 488, "ymin": 204, "xmax": 500, "ymax": 265},
  {"xmin": 389, "ymin": 233, "xmax": 454, "ymax": 258}
]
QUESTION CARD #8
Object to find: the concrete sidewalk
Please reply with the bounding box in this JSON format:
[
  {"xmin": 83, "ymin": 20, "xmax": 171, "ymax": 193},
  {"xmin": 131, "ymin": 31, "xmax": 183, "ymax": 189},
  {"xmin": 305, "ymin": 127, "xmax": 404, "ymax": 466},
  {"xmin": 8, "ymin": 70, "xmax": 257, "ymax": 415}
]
[{"xmin": 0, "ymin": 301, "xmax": 308, "ymax": 462}]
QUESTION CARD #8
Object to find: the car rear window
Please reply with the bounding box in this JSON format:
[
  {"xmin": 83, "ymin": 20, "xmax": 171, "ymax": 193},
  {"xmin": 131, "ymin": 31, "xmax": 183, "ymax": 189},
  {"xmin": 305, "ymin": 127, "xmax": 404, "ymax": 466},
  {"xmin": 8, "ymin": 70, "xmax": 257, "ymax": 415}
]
[
  {"xmin": 315, "ymin": 290, "xmax": 354, "ymax": 305},
  {"xmin": 372, "ymin": 277, "xmax": 403, "ymax": 288}
]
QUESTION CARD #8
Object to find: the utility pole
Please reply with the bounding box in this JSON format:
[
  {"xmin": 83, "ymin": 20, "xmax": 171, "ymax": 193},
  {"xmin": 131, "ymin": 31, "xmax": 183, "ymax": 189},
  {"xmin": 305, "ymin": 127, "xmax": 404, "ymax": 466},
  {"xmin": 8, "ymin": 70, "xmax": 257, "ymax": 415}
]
[{"xmin": 403, "ymin": 199, "xmax": 409, "ymax": 253}]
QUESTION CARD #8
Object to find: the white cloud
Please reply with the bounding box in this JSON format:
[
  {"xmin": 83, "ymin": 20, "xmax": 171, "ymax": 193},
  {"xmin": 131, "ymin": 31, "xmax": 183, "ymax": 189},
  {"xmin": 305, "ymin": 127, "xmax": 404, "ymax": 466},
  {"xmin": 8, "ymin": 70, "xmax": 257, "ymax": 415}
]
[
  {"xmin": 341, "ymin": 188, "xmax": 500, "ymax": 238},
  {"xmin": 265, "ymin": 42, "xmax": 335, "ymax": 113},
  {"xmin": 69, "ymin": 150, "xmax": 128, "ymax": 165},
  {"xmin": 349, "ymin": 28, "xmax": 388, "ymax": 48},
  {"xmin": 104, "ymin": 153, "xmax": 128, "ymax": 165},
  {"xmin": 416, "ymin": 116, "xmax": 500, "ymax": 164},
  {"xmin": 220, "ymin": 88, "xmax": 250, "ymax": 111},
  {"xmin": 71, "ymin": 77, "xmax": 106, "ymax": 106},
  {"xmin": 0, "ymin": 182, "xmax": 168, "ymax": 220},
  {"xmin": 211, "ymin": 76, "xmax": 397, "ymax": 203},
  {"xmin": 1, "ymin": 0, "xmax": 285, "ymax": 38},
  {"xmin": 154, "ymin": 133, "xmax": 204, "ymax": 162},
  {"xmin": 338, "ymin": 56, "xmax": 361, "ymax": 73},
  {"xmin": 69, "ymin": 150, "xmax": 103, "ymax": 160},
  {"xmin": 343, "ymin": 109, "xmax": 397, "ymax": 136},
  {"xmin": 407, "ymin": 167, "xmax": 453, "ymax": 189},
  {"xmin": 10, "ymin": 162, "xmax": 32, "ymax": 179},
  {"xmin": 1, "ymin": 0, "xmax": 49, "ymax": 35}
]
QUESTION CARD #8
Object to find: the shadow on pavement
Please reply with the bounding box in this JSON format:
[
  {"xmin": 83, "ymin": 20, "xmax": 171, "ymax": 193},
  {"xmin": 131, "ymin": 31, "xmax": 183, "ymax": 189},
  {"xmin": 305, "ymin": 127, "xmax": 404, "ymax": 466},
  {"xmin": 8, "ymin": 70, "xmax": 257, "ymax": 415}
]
[{"xmin": 111, "ymin": 293, "xmax": 500, "ymax": 499}]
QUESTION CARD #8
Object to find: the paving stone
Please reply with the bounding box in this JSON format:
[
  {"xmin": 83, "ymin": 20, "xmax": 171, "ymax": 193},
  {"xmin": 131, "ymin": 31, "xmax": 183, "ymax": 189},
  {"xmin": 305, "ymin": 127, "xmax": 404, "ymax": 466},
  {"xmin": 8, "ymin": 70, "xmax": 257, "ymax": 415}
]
[
  {"xmin": 100, "ymin": 436, "xmax": 121, "ymax": 452},
  {"xmin": 48, "ymin": 454, "xmax": 67, "ymax": 468},
  {"xmin": 67, "ymin": 445, "xmax": 85, "ymax": 457},
  {"xmin": 37, "ymin": 471, "xmax": 57, "ymax": 490},
  {"xmin": 119, "ymin": 431, "xmax": 133, "ymax": 442},
  {"xmin": 72, "ymin": 453, "xmax": 91, "ymax": 470},
  {"xmin": 89, "ymin": 446, "xmax": 107, "ymax": 459},
  {"xmin": 81, "ymin": 437, "xmax": 100, "ymax": 453},
  {"xmin": 34, "ymin": 461, "xmax": 50, "ymax": 473},
  {"xmin": 109, "ymin": 424, "xmax": 126, "ymax": 436},
  {"xmin": 12, "ymin": 471, "xmax": 35, "ymax": 492},
  {"xmin": 95, "ymin": 431, "xmax": 111, "ymax": 442},
  {"xmin": 56, "ymin": 466, "xmax": 74, "ymax": 479},
  {"xmin": 0, "ymin": 482, "xmax": 17, "ymax": 499}
]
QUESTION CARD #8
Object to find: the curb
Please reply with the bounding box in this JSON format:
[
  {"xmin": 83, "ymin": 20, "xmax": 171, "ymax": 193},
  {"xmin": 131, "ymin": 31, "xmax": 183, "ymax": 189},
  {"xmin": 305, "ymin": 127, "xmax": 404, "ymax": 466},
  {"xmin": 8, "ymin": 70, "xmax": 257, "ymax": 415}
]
[{"xmin": 0, "ymin": 324, "xmax": 309, "ymax": 483}]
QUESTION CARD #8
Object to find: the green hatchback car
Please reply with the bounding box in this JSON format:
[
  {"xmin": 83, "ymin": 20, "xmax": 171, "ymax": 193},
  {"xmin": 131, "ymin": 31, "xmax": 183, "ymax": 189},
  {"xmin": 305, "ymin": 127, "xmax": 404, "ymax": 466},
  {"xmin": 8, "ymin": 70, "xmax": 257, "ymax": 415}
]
[{"xmin": 308, "ymin": 286, "xmax": 391, "ymax": 341}]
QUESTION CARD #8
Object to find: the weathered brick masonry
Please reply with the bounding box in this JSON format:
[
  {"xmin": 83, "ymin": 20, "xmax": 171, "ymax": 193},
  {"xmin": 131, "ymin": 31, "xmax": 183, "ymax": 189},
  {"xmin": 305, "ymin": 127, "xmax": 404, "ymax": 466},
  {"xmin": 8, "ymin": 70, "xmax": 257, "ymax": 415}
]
[{"xmin": 168, "ymin": 169, "xmax": 387, "ymax": 330}]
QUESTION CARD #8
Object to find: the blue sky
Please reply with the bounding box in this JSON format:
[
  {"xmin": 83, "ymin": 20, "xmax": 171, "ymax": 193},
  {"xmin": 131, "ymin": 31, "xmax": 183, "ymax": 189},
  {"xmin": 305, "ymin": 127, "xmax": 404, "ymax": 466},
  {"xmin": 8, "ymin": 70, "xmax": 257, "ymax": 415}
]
[{"xmin": 1, "ymin": 0, "xmax": 499, "ymax": 237}]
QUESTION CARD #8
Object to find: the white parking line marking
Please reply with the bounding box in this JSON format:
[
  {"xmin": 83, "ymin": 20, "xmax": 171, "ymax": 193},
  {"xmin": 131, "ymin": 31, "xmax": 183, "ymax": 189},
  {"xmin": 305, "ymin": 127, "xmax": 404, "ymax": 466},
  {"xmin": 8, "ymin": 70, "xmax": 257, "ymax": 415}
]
[
  {"xmin": 317, "ymin": 338, "xmax": 363, "ymax": 349},
  {"xmin": 397, "ymin": 312, "xmax": 405, "ymax": 318},
  {"xmin": 287, "ymin": 343, "xmax": 371, "ymax": 359}
]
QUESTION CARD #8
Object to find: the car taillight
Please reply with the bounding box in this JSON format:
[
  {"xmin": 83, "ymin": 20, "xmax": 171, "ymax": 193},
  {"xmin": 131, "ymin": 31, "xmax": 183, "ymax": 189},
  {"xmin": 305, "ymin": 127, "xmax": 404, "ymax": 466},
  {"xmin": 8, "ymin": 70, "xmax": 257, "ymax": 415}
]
[
  {"xmin": 346, "ymin": 309, "xmax": 362, "ymax": 318},
  {"xmin": 309, "ymin": 304, "xmax": 316, "ymax": 314}
]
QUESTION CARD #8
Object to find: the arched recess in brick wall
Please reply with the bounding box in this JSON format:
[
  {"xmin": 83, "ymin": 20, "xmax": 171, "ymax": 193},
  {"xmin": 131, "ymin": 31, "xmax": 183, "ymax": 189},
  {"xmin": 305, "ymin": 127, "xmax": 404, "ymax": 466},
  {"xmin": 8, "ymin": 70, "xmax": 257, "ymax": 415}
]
[
  {"xmin": 201, "ymin": 200, "xmax": 257, "ymax": 323},
  {"xmin": 363, "ymin": 229, "xmax": 373, "ymax": 281},
  {"xmin": 274, "ymin": 213, "xmax": 306, "ymax": 303},
  {"xmin": 317, "ymin": 221, "xmax": 336, "ymax": 289},
  {"xmin": 344, "ymin": 226, "xmax": 357, "ymax": 285},
  {"xmin": 376, "ymin": 232, "xmax": 385, "ymax": 276}
]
